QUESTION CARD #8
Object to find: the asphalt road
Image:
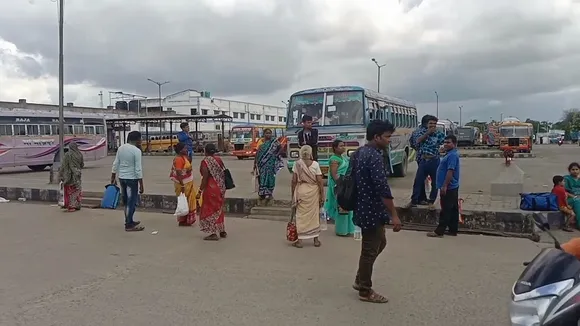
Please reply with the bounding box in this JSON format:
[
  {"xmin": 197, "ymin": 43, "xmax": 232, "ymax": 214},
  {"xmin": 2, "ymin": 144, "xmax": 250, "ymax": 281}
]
[
  {"xmin": 0, "ymin": 144, "xmax": 574, "ymax": 200},
  {"xmin": 0, "ymin": 202, "xmax": 550, "ymax": 326}
]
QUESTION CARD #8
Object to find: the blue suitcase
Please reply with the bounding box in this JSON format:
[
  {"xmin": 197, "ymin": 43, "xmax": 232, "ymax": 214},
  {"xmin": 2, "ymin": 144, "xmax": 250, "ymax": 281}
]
[{"xmin": 101, "ymin": 184, "xmax": 120, "ymax": 209}]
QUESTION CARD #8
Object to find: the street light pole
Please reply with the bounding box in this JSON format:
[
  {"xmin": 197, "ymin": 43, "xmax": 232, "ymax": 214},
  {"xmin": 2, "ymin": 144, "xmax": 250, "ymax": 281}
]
[
  {"xmin": 434, "ymin": 91, "xmax": 439, "ymax": 117},
  {"xmin": 50, "ymin": 0, "xmax": 65, "ymax": 184},
  {"xmin": 458, "ymin": 105, "xmax": 463, "ymax": 126},
  {"xmin": 146, "ymin": 78, "xmax": 170, "ymax": 112},
  {"xmin": 371, "ymin": 58, "xmax": 386, "ymax": 93}
]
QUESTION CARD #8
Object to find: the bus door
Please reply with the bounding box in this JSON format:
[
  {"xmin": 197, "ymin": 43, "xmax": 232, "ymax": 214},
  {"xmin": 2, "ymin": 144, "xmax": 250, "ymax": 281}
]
[{"xmin": 383, "ymin": 105, "xmax": 394, "ymax": 174}]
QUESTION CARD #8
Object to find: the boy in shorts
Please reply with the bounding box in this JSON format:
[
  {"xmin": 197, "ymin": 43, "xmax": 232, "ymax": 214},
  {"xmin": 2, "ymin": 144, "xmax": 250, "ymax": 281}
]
[{"xmin": 552, "ymin": 175, "xmax": 575, "ymax": 232}]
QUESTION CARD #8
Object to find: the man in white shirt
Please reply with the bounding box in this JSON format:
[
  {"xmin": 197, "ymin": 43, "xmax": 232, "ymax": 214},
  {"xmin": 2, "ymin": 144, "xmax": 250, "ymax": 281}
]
[{"xmin": 111, "ymin": 131, "xmax": 145, "ymax": 232}]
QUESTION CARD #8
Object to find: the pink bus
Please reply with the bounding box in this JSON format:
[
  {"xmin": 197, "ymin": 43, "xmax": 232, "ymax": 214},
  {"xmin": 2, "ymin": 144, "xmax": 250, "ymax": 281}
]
[{"xmin": 0, "ymin": 110, "xmax": 107, "ymax": 171}]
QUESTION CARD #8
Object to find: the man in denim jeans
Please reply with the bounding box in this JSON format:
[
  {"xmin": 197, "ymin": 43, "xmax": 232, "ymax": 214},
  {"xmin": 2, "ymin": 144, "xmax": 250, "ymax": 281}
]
[
  {"xmin": 407, "ymin": 115, "xmax": 445, "ymax": 210},
  {"xmin": 111, "ymin": 131, "xmax": 145, "ymax": 232}
]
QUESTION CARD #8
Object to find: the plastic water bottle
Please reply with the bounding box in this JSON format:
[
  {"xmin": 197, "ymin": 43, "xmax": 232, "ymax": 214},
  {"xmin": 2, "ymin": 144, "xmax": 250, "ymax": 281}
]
[
  {"xmin": 353, "ymin": 226, "xmax": 362, "ymax": 240},
  {"xmin": 320, "ymin": 208, "xmax": 328, "ymax": 231}
]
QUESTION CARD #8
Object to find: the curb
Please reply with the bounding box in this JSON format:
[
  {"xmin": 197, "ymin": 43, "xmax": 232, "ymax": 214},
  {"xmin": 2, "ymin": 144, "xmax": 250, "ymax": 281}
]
[
  {"xmin": 458, "ymin": 152, "xmax": 535, "ymax": 158},
  {"xmin": 0, "ymin": 186, "xmax": 563, "ymax": 237}
]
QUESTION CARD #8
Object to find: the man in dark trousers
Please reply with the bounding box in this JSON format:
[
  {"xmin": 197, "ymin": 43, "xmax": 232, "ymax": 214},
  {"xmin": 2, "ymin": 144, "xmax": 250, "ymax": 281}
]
[
  {"xmin": 427, "ymin": 135, "xmax": 460, "ymax": 237},
  {"xmin": 297, "ymin": 115, "xmax": 319, "ymax": 161},
  {"xmin": 352, "ymin": 120, "xmax": 402, "ymax": 303}
]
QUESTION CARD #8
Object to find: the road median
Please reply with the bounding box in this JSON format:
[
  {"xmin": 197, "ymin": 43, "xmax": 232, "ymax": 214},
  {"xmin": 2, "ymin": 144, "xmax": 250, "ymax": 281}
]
[{"xmin": 0, "ymin": 185, "xmax": 561, "ymax": 239}]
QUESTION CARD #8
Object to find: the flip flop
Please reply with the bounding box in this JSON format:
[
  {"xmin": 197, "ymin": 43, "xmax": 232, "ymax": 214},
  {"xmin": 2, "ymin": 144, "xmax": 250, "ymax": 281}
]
[
  {"xmin": 125, "ymin": 226, "xmax": 145, "ymax": 232},
  {"xmin": 359, "ymin": 290, "xmax": 389, "ymax": 304}
]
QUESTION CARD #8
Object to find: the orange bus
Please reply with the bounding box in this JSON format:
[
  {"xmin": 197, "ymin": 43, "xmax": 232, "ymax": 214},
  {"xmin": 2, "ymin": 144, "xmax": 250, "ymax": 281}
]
[
  {"xmin": 498, "ymin": 119, "xmax": 533, "ymax": 153},
  {"xmin": 230, "ymin": 124, "xmax": 287, "ymax": 159}
]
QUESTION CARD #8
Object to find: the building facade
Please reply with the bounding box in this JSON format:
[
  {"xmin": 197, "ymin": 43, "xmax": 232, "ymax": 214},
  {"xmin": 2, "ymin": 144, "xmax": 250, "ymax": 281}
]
[{"xmin": 136, "ymin": 89, "xmax": 287, "ymax": 134}]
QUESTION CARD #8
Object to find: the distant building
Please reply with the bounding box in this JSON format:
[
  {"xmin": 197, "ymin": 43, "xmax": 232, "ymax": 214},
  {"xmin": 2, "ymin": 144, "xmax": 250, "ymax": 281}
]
[{"xmin": 136, "ymin": 89, "xmax": 288, "ymax": 134}]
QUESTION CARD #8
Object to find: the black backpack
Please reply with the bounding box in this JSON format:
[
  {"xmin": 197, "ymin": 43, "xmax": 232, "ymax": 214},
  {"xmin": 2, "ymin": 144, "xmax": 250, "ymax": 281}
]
[{"xmin": 336, "ymin": 150, "xmax": 359, "ymax": 211}]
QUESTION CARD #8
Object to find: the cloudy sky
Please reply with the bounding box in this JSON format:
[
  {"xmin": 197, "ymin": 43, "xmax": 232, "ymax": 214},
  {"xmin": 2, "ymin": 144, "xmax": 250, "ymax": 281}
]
[{"xmin": 1, "ymin": 0, "xmax": 579, "ymax": 122}]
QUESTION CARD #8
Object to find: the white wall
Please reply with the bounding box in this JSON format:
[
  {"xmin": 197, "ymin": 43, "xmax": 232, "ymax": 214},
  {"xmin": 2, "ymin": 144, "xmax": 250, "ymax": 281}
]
[{"xmin": 157, "ymin": 90, "xmax": 288, "ymax": 135}]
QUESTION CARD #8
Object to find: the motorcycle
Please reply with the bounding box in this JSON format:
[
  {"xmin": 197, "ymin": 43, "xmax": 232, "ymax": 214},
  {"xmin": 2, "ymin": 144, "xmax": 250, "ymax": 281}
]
[
  {"xmin": 558, "ymin": 140, "xmax": 563, "ymax": 146},
  {"xmin": 510, "ymin": 214, "xmax": 580, "ymax": 325}
]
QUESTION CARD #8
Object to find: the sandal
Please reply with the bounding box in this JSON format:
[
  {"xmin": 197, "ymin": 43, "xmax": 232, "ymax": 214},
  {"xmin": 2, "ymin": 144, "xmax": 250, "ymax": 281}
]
[
  {"xmin": 125, "ymin": 225, "xmax": 145, "ymax": 232},
  {"xmin": 292, "ymin": 241, "xmax": 303, "ymax": 248},
  {"xmin": 359, "ymin": 290, "xmax": 389, "ymax": 303},
  {"xmin": 203, "ymin": 234, "xmax": 219, "ymax": 241},
  {"xmin": 219, "ymin": 231, "xmax": 228, "ymax": 238},
  {"xmin": 314, "ymin": 239, "xmax": 321, "ymax": 247}
]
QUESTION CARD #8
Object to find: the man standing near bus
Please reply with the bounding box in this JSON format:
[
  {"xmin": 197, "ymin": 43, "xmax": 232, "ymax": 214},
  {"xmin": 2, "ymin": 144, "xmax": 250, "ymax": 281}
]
[
  {"xmin": 298, "ymin": 115, "xmax": 319, "ymax": 161},
  {"xmin": 177, "ymin": 122, "xmax": 193, "ymax": 161},
  {"xmin": 408, "ymin": 115, "xmax": 445, "ymax": 210}
]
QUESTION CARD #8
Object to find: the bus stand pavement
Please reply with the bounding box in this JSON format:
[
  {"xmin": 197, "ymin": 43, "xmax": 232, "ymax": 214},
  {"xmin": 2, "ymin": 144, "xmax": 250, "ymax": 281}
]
[
  {"xmin": 0, "ymin": 201, "xmax": 556, "ymax": 326},
  {"xmin": 0, "ymin": 145, "xmax": 573, "ymax": 237}
]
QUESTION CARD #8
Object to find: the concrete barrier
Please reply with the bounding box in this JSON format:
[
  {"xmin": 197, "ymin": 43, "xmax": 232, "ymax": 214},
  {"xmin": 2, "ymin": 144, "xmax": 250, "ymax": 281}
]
[
  {"xmin": 490, "ymin": 164, "xmax": 525, "ymax": 197},
  {"xmin": 0, "ymin": 185, "xmax": 556, "ymax": 237}
]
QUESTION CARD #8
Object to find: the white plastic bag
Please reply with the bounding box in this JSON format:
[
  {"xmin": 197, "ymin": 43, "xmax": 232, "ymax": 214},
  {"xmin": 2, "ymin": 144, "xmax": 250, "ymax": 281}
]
[
  {"xmin": 252, "ymin": 175, "xmax": 259, "ymax": 193},
  {"xmin": 58, "ymin": 182, "xmax": 65, "ymax": 207},
  {"xmin": 174, "ymin": 193, "xmax": 189, "ymax": 217}
]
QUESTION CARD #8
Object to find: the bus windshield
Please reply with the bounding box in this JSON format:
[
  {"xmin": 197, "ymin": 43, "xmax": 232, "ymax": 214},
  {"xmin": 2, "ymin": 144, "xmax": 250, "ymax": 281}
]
[
  {"xmin": 499, "ymin": 126, "xmax": 531, "ymax": 137},
  {"xmin": 287, "ymin": 91, "xmax": 364, "ymax": 127},
  {"xmin": 231, "ymin": 128, "xmax": 253, "ymax": 142}
]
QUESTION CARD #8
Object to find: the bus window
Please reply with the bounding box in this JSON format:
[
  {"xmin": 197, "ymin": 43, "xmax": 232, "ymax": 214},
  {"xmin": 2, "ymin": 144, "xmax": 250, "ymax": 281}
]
[
  {"xmin": 404, "ymin": 114, "xmax": 410, "ymax": 128},
  {"xmin": 0, "ymin": 125, "xmax": 12, "ymax": 136},
  {"xmin": 14, "ymin": 125, "xmax": 26, "ymax": 135},
  {"xmin": 65, "ymin": 125, "xmax": 73, "ymax": 135},
  {"xmin": 39, "ymin": 125, "xmax": 51, "ymax": 135},
  {"xmin": 25, "ymin": 125, "xmax": 38, "ymax": 136},
  {"xmin": 96, "ymin": 126, "xmax": 105, "ymax": 135},
  {"xmin": 84, "ymin": 126, "xmax": 95, "ymax": 134},
  {"xmin": 73, "ymin": 125, "xmax": 83, "ymax": 134}
]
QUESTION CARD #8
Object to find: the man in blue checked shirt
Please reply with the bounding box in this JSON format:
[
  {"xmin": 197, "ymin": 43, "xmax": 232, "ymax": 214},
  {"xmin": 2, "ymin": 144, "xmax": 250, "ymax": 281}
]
[{"xmin": 407, "ymin": 115, "xmax": 445, "ymax": 209}]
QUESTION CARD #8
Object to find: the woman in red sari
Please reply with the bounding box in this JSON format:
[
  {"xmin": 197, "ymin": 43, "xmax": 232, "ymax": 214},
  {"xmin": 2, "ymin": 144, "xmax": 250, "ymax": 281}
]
[{"xmin": 196, "ymin": 143, "xmax": 227, "ymax": 241}]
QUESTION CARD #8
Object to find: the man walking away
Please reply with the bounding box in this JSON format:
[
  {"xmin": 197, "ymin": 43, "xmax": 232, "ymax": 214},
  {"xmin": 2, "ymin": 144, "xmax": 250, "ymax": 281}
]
[
  {"xmin": 407, "ymin": 115, "xmax": 445, "ymax": 210},
  {"xmin": 177, "ymin": 122, "xmax": 194, "ymax": 161},
  {"xmin": 297, "ymin": 115, "xmax": 319, "ymax": 161},
  {"xmin": 427, "ymin": 135, "xmax": 460, "ymax": 237},
  {"xmin": 352, "ymin": 120, "xmax": 402, "ymax": 303},
  {"xmin": 111, "ymin": 131, "xmax": 145, "ymax": 232}
]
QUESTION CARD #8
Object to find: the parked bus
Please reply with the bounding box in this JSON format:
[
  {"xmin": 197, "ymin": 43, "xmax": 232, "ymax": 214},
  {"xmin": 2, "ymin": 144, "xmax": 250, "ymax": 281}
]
[
  {"xmin": 285, "ymin": 86, "xmax": 417, "ymax": 177},
  {"xmin": 485, "ymin": 122, "xmax": 501, "ymax": 146},
  {"xmin": 498, "ymin": 118, "xmax": 533, "ymax": 152},
  {"xmin": 141, "ymin": 131, "xmax": 205, "ymax": 153},
  {"xmin": 0, "ymin": 110, "xmax": 107, "ymax": 171},
  {"xmin": 457, "ymin": 126, "xmax": 480, "ymax": 146},
  {"xmin": 231, "ymin": 124, "xmax": 287, "ymax": 159},
  {"xmin": 436, "ymin": 119, "xmax": 458, "ymax": 137}
]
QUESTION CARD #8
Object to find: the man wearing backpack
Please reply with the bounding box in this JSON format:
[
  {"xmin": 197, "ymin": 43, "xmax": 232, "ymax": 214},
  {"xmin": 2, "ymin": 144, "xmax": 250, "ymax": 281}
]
[{"xmin": 351, "ymin": 120, "xmax": 402, "ymax": 304}]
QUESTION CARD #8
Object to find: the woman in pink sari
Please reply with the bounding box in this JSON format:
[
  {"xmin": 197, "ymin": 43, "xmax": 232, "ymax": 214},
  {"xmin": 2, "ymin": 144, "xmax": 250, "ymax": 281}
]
[{"xmin": 196, "ymin": 143, "xmax": 227, "ymax": 241}]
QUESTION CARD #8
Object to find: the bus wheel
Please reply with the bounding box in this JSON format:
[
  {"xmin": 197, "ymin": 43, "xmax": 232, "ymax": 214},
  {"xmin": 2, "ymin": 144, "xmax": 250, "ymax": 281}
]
[
  {"xmin": 28, "ymin": 165, "xmax": 48, "ymax": 172},
  {"xmin": 392, "ymin": 152, "xmax": 408, "ymax": 177}
]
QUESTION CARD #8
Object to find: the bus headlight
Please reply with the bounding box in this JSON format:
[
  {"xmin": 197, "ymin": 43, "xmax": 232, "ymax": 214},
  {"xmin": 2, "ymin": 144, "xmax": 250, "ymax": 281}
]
[
  {"xmin": 347, "ymin": 149, "xmax": 355, "ymax": 157},
  {"xmin": 290, "ymin": 151, "xmax": 299, "ymax": 158}
]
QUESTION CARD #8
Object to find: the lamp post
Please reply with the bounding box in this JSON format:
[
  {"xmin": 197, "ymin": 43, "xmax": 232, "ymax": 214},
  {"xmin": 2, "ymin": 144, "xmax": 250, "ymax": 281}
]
[
  {"xmin": 49, "ymin": 0, "xmax": 65, "ymax": 184},
  {"xmin": 146, "ymin": 78, "xmax": 170, "ymax": 111},
  {"xmin": 458, "ymin": 105, "xmax": 463, "ymax": 126},
  {"xmin": 371, "ymin": 58, "xmax": 386, "ymax": 93},
  {"xmin": 434, "ymin": 91, "xmax": 439, "ymax": 117}
]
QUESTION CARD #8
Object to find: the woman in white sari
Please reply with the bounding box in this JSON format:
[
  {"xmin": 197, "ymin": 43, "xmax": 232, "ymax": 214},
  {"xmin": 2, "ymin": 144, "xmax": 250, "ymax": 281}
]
[{"xmin": 291, "ymin": 145, "xmax": 325, "ymax": 248}]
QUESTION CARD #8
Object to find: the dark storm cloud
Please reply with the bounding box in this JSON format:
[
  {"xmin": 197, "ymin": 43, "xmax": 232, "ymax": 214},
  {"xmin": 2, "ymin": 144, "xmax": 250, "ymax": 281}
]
[
  {"xmin": 364, "ymin": 4, "xmax": 580, "ymax": 105},
  {"xmin": 0, "ymin": 0, "xmax": 329, "ymax": 97}
]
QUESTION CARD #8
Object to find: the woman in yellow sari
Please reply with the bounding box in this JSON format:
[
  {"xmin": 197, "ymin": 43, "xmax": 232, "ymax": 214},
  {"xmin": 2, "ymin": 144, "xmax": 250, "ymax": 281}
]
[
  {"xmin": 170, "ymin": 142, "xmax": 201, "ymax": 226},
  {"xmin": 291, "ymin": 145, "xmax": 325, "ymax": 248}
]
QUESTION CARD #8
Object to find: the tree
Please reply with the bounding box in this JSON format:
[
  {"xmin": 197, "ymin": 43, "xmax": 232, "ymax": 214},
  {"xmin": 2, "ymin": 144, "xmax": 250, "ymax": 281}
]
[{"xmin": 465, "ymin": 119, "xmax": 487, "ymax": 131}]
